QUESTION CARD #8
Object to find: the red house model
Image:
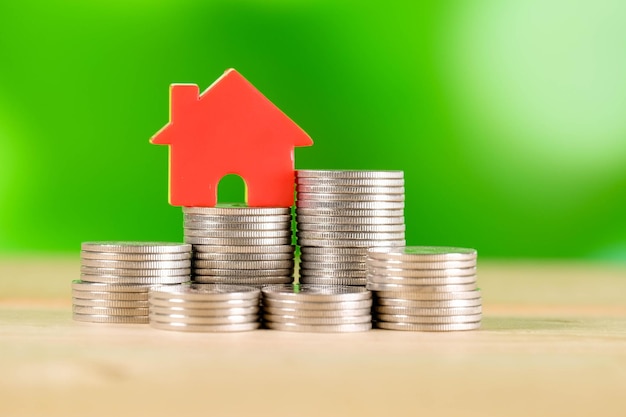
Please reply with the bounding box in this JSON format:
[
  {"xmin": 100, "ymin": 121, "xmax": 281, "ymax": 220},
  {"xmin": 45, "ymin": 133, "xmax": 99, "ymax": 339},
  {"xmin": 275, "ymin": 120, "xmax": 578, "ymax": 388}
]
[{"xmin": 151, "ymin": 69, "xmax": 313, "ymax": 208}]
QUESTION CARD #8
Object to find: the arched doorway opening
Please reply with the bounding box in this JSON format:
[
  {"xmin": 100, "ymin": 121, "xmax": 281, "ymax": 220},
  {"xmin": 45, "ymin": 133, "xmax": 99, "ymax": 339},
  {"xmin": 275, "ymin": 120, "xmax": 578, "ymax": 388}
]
[{"xmin": 217, "ymin": 174, "xmax": 248, "ymax": 205}]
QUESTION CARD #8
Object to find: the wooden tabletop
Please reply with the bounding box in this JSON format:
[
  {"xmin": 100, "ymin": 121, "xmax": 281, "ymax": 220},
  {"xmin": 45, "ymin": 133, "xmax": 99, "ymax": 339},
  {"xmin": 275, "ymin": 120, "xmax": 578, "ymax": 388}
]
[{"xmin": 1, "ymin": 258, "xmax": 625, "ymax": 417}]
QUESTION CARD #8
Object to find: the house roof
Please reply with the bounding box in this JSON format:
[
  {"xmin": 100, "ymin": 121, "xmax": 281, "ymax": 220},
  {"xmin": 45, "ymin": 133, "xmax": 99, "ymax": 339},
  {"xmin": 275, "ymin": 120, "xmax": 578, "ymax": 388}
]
[{"xmin": 150, "ymin": 69, "xmax": 313, "ymax": 149}]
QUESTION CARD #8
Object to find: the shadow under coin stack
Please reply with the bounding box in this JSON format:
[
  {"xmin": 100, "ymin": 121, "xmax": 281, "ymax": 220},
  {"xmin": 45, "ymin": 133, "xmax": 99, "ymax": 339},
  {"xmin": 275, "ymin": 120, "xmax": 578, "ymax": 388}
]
[
  {"xmin": 366, "ymin": 246, "xmax": 482, "ymax": 331},
  {"xmin": 73, "ymin": 242, "xmax": 192, "ymax": 324},
  {"xmin": 296, "ymin": 170, "xmax": 406, "ymax": 286},
  {"xmin": 261, "ymin": 284, "xmax": 373, "ymax": 332},
  {"xmin": 148, "ymin": 283, "xmax": 261, "ymax": 332},
  {"xmin": 183, "ymin": 205, "xmax": 295, "ymax": 286}
]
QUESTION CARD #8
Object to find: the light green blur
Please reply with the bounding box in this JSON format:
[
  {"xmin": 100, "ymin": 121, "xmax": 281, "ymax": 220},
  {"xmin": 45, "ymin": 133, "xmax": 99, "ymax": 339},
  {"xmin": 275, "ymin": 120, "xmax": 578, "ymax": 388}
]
[{"xmin": 0, "ymin": 0, "xmax": 624, "ymax": 260}]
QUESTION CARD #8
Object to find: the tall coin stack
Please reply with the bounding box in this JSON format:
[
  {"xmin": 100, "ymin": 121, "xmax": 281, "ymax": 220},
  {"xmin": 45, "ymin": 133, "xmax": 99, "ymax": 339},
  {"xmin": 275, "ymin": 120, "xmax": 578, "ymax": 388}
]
[
  {"xmin": 261, "ymin": 284, "xmax": 373, "ymax": 333},
  {"xmin": 73, "ymin": 242, "xmax": 192, "ymax": 324},
  {"xmin": 149, "ymin": 283, "xmax": 261, "ymax": 332},
  {"xmin": 183, "ymin": 205, "xmax": 295, "ymax": 287},
  {"xmin": 295, "ymin": 170, "xmax": 406, "ymax": 286},
  {"xmin": 366, "ymin": 246, "xmax": 482, "ymax": 331}
]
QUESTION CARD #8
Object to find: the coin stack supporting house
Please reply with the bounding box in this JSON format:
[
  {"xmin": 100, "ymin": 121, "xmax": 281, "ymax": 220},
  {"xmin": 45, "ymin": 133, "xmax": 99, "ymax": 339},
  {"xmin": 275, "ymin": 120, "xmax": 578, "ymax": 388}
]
[
  {"xmin": 261, "ymin": 284, "xmax": 373, "ymax": 332},
  {"xmin": 295, "ymin": 170, "xmax": 406, "ymax": 286},
  {"xmin": 183, "ymin": 205, "xmax": 295, "ymax": 287},
  {"xmin": 366, "ymin": 246, "xmax": 482, "ymax": 331},
  {"xmin": 73, "ymin": 242, "xmax": 192, "ymax": 324},
  {"xmin": 148, "ymin": 283, "xmax": 261, "ymax": 332}
]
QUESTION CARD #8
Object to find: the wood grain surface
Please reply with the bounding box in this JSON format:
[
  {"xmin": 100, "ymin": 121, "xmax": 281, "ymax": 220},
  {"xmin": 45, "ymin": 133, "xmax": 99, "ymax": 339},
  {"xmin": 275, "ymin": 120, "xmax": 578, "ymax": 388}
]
[{"xmin": 1, "ymin": 258, "xmax": 625, "ymax": 417}]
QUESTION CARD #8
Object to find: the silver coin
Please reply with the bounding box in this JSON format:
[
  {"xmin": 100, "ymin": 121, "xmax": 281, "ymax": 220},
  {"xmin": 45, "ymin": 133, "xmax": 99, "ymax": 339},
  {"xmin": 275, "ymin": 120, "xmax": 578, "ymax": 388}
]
[
  {"xmin": 183, "ymin": 221, "xmax": 290, "ymax": 231},
  {"xmin": 73, "ymin": 305, "xmax": 149, "ymax": 316},
  {"xmin": 193, "ymin": 259, "xmax": 294, "ymax": 270},
  {"xmin": 80, "ymin": 275, "xmax": 190, "ymax": 285},
  {"xmin": 235, "ymin": 283, "xmax": 289, "ymax": 289},
  {"xmin": 73, "ymin": 313, "xmax": 149, "ymax": 324},
  {"xmin": 265, "ymin": 321, "xmax": 371, "ymax": 333},
  {"xmin": 296, "ymin": 208, "xmax": 404, "ymax": 217},
  {"xmin": 149, "ymin": 320, "xmax": 260, "ymax": 332},
  {"xmin": 296, "ymin": 185, "xmax": 405, "ymax": 194},
  {"xmin": 71, "ymin": 280, "xmax": 152, "ymax": 293},
  {"xmin": 375, "ymin": 306, "xmax": 482, "ymax": 316},
  {"xmin": 374, "ymin": 297, "xmax": 482, "ymax": 308},
  {"xmin": 262, "ymin": 298, "xmax": 371, "ymax": 310},
  {"xmin": 366, "ymin": 258, "xmax": 476, "ymax": 270},
  {"xmin": 301, "ymin": 261, "xmax": 366, "ymax": 271},
  {"xmin": 81, "ymin": 242, "xmax": 191, "ymax": 254},
  {"xmin": 193, "ymin": 268, "xmax": 293, "ymax": 277},
  {"xmin": 298, "ymin": 230, "xmax": 405, "ymax": 241},
  {"xmin": 366, "ymin": 275, "xmax": 477, "ymax": 286},
  {"xmin": 297, "ymin": 200, "xmax": 404, "ymax": 210},
  {"xmin": 81, "ymin": 259, "xmax": 192, "ymax": 269},
  {"xmin": 300, "ymin": 254, "xmax": 365, "ymax": 263},
  {"xmin": 184, "ymin": 229, "xmax": 291, "ymax": 238},
  {"xmin": 299, "ymin": 262, "xmax": 367, "ymax": 279},
  {"xmin": 193, "ymin": 244, "xmax": 294, "ymax": 254},
  {"xmin": 376, "ymin": 313, "xmax": 482, "ymax": 324},
  {"xmin": 367, "ymin": 267, "xmax": 477, "ymax": 278},
  {"xmin": 300, "ymin": 268, "xmax": 365, "ymax": 278},
  {"xmin": 193, "ymin": 276, "xmax": 292, "ymax": 284},
  {"xmin": 296, "ymin": 177, "xmax": 405, "ymax": 187},
  {"xmin": 150, "ymin": 304, "xmax": 259, "ymax": 316},
  {"xmin": 367, "ymin": 246, "xmax": 477, "ymax": 261},
  {"xmin": 296, "ymin": 170, "xmax": 404, "ymax": 179},
  {"xmin": 263, "ymin": 306, "xmax": 371, "ymax": 318},
  {"xmin": 184, "ymin": 214, "xmax": 292, "ymax": 223},
  {"xmin": 183, "ymin": 205, "xmax": 289, "ymax": 216},
  {"xmin": 194, "ymin": 276, "xmax": 293, "ymax": 285},
  {"xmin": 80, "ymin": 251, "xmax": 191, "ymax": 261},
  {"xmin": 72, "ymin": 298, "xmax": 150, "ymax": 308},
  {"xmin": 149, "ymin": 313, "xmax": 258, "ymax": 325},
  {"xmin": 262, "ymin": 284, "xmax": 371, "ymax": 302},
  {"xmin": 296, "ymin": 214, "xmax": 405, "ymax": 225},
  {"xmin": 263, "ymin": 313, "xmax": 371, "ymax": 325},
  {"xmin": 80, "ymin": 266, "xmax": 191, "ymax": 277},
  {"xmin": 374, "ymin": 290, "xmax": 482, "ymax": 301},
  {"xmin": 375, "ymin": 321, "xmax": 481, "ymax": 332},
  {"xmin": 151, "ymin": 300, "xmax": 258, "ymax": 313},
  {"xmin": 298, "ymin": 223, "xmax": 406, "ymax": 233},
  {"xmin": 149, "ymin": 283, "xmax": 260, "ymax": 301},
  {"xmin": 301, "ymin": 247, "xmax": 369, "ymax": 256},
  {"xmin": 367, "ymin": 282, "xmax": 478, "ymax": 292},
  {"xmin": 185, "ymin": 236, "xmax": 292, "ymax": 246},
  {"xmin": 298, "ymin": 277, "xmax": 367, "ymax": 286},
  {"xmin": 298, "ymin": 238, "xmax": 406, "ymax": 248},
  {"xmin": 148, "ymin": 297, "xmax": 259, "ymax": 309},
  {"xmin": 297, "ymin": 192, "xmax": 405, "ymax": 202},
  {"xmin": 194, "ymin": 252, "xmax": 294, "ymax": 261},
  {"xmin": 72, "ymin": 290, "xmax": 150, "ymax": 301}
]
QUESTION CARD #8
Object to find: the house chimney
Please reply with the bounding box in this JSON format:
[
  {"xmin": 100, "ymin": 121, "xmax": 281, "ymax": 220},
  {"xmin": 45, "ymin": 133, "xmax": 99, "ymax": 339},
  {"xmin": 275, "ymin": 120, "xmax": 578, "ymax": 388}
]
[{"xmin": 170, "ymin": 84, "xmax": 199, "ymax": 117}]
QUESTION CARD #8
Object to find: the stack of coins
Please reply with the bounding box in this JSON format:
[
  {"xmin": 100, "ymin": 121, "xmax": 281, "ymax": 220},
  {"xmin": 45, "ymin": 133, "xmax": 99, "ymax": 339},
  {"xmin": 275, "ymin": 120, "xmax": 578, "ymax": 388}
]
[
  {"xmin": 72, "ymin": 281, "xmax": 151, "ymax": 324},
  {"xmin": 366, "ymin": 246, "xmax": 481, "ymax": 331},
  {"xmin": 183, "ymin": 205, "xmax": 295, "ymax": 286},
  {"xmin": 261, "ymin": 284, "xmax": 373, "ymax": 332},
  {"xmin": 295, "ymin": 170, "xmax": 406, "ymax": 286},
  {"xmin": 149, "ymin": 283, "xmax": 261, "ymax": 332},
  {"xmin": 73, "ymin": 242, "xmax": 192, "ymax": 324}
]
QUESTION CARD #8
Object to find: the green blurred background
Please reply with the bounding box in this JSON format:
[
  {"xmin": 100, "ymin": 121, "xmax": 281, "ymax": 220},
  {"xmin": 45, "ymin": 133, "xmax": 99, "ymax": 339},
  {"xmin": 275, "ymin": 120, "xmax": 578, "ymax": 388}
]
[{"xmin": 0, "ymin": 0, "xmax": 625, "ymax": 260}]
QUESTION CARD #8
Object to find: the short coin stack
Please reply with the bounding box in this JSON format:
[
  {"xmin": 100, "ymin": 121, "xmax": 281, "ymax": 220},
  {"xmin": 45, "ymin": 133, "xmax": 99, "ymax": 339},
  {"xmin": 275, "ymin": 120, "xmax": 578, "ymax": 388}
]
[
  {"xmin": 261, "ymin": 284, "xmax": 373, "ymax": 332},
  {"xmin": 296, "ymin": 170, "xmax": 406, "ymax": 286},
  {"xmin": 72, "ymin": 281, "xmax": 152, "ymax": 324},
  {"xmin": 73, "ymin": 242, "xmax": 192, "ymax": 324},
  {"xmin": 183, "ymin": 205, "xmax": 295, "ymax": 287},
  {"xmin": 366, "ymin": 246, "xmax": 481, "ymax": 331},
  {"xmin": 149, "ymin": 283, "xmax": 261, "ymax": 332}
]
